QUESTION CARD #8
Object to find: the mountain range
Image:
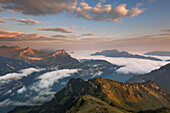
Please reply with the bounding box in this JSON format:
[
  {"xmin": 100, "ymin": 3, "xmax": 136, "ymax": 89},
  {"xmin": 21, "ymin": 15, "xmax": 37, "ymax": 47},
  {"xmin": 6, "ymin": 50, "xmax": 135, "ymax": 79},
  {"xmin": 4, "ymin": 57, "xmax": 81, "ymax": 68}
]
[
  {"xmin": 91, "ymin": 49, "xmax": 162, "ymax": 61},
  {"xmin": 0, "ymin": 46, "xmax": 84, "ymax": 74},
  {"xmin": 0, "ymin": 56, "xmax": 32, "ymax": 76},
  {"xmin": 145, "ymin": 51, "xmax": 170, "ymax": 56},
  {"xmin": 127, "ymin": 63, "xmax": 170, "ymax": 92},
  {"xmin": 0, "ymin": 46, "xmax": 124, "ymax": 99},
  {"xmin": 0, "ymin": 46, "xmax": 170, "ymax": 113},
  {"xmin": 9, "ymin": 77, "xmax": 170, "ymax": 113}
]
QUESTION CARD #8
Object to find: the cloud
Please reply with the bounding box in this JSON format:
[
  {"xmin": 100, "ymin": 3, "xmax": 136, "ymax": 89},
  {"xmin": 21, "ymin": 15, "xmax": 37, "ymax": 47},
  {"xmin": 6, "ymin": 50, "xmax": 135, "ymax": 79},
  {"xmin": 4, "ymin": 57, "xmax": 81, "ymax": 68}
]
[
  {"xmin": 0, "ymin": 69, "xmax": 81, "ymax": 108},
  {"xmin": 37, "ymin": 27, "xmax": 76, "ymax": 33},
  {"xmin": 115, "ymin": 58, "xmax": 169, "ymax": 74},
  {"xmin": 4, "ymin": 90, "xmax": 12, "ymax": 95},
  {"xmin": 148, "ymin": 0, "xmax": 155, "ymax": 3},
  {"xmin": 136, "ymin": 26, "xmax": 143, "ymax": 29},
  {"xmin": 161, "ymin": 29, "xmax": 170, "ymax": 32},
  {"xmin": 0, "ymin": 29, "xmax": 67, "ymax": 41},
  {"xmin": 75, "ymin": 2, "xmax": 144, "ymax": 21},
  {"xmin": 92, "ymin": 71, "xmax": 103, "ymax": 77},
  {"xmin": 0, "ymin": 98, "xmax": 41, "ymax": 107},
  {"xmin": 0, "ymin": 0, "xmax": 145, "ymax": 22},
  {"xmin": 51, "ymin": 34, "xmax": 78, "ymax": 38},
  {"xmin": 71, "ymin": 53, "xmax": 170, "ymax": 74},
  {"xmin": 0, "ymin": 68, "xmax": 44, "ymax": 85},
  {"xmin": 71, "ymin": 25, "xmax": 86, "ymax": 30},
  {"xmin": 5, "ymin": 17, "xmax": 41, "ymax": 24},
  {"xmin": 1, "ymin": 28, "xmax": 170, "ymax": 52},
  {"xmin": 0, "ymin": 0, "xmax": 77, "ymax": 15},
  {"xmin": 20, "ymin": 69, "xmax": 80, "ymax": 105},
  {"xmin": 0, "ymin": 29, "xmax": 94, "ymax": 42},
  {"xmin": 0, "ymin": 7, "xmax": 5, "ymax": 12},
  {"xmin": 30, "ymin": 69, "xmax": 80, "ymax": 90},
  {"xmin": 0, "ymin": 19, "xmax": 5, "ymax": 23},
  {"xmin": 51, "ymin": 32, "xmax": 96, "ymax": 39},
  {"xmin": 0, "ymin": 99, "xmax": 12, "ymax": 107},
  {"xmin": 108, "ymin": 4, "xmax": 144, "ymax": 21},
  {"xmin": 81, "ymin": 32, "xmax": 96, "ymax": 36},
  {"xmin": 17, "ymin": 86, "xmax": 27, "ymax": 94},
  {"xmin": 91, "ymin": 2, "xmax": 112, "ymax": 14}
]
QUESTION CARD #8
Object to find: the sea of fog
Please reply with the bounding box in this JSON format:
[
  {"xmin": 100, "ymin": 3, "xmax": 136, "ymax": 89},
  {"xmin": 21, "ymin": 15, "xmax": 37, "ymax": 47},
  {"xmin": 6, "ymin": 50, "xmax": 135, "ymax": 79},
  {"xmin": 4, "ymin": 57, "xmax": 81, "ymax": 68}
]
[
  {"xmin": 0, "ymin": 51, "xmax": 170, "ymax": 113},
  {"xmin": 0, "ymin": 68, "xmax": 132, "ymax": 113},
  {"xmin": 69, "ymin": 50, "xmax": 170, "ymax": 74}
]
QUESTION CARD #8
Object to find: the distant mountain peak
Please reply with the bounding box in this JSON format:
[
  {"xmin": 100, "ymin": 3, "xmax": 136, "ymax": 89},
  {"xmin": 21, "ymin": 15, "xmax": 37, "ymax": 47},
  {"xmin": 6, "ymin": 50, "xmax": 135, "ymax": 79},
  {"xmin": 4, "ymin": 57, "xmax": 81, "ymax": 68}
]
[
  {"xmin": 52, "ymin": 50, "xmax": 69, "ymax": 57},
  {"xmin": 24, "ymin": 47, "xmax": 31, "ymax": 50},
  {"xmin": 19, "ymin": 47, "xmax": 34, "ymax": 56},
  {"xmin": 92, "ymin": 49, "xmax": 162, "ymax": 61},
  {"xmin": 0, "ymin": 45, "xmax": 8, "ymax": 48},
  {"xmin": 145, "ymin": 51, "xmax": 170, "ymax": 56},
  {"xmin": 0, "ymin": 45, "xmax": 83, "ymax": 69}
]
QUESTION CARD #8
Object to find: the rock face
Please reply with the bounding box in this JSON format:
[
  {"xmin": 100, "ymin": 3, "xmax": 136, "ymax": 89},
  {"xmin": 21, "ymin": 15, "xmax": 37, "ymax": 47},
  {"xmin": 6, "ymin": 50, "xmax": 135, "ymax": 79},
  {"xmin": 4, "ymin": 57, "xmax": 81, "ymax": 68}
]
[
  {"xmin": 127, "ymin": 63, "xmax": 170, "ymax": 92},
  {"xmin": 10, "ymin": 77, "xmax": 170, "ymax": 113},
  {"xmin": 91, "ymin": 49, "xmax": 162, "ymax": 61}
]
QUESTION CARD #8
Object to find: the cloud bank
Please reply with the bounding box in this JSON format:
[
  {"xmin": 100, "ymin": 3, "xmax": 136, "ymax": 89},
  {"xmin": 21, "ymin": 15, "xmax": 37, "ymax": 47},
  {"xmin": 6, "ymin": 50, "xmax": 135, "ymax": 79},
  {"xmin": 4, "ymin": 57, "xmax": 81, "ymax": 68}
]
[
  {"xmin": 0, "ymin": 68, "xmax": 44, "ymax": 85},
  {"xmin": 0, "ymin": 69, "xmax": 80, "ymax": 108},
  {"xmin": 28, "ymin": 69, "xmax": 80, "ymax": 104},
  {"xmin": 0, "ymin": 0, "xmax": 145, "ymax": 22},
  {"xmin": 30, "ymin": 69, "xmax": 80, "ymax": 90},
  {"xmin": 71, "ymin": 52, "xmax": 170, "ymax": 74},
  {"xmin": 0, "ymin": 29, "xmax": 72, "ymax": 41}
]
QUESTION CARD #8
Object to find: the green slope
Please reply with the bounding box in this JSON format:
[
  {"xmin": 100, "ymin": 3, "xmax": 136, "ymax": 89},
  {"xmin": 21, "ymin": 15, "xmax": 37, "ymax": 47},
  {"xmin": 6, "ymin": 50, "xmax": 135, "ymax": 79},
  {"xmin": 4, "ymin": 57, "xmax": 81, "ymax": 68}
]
[
  {"xmin": 70, "ymin": 95, "xmax": 129, "ymax": 113},
  {"xmin": 9, "ymin": 77, "xmax": 170, "ymax": 113}
]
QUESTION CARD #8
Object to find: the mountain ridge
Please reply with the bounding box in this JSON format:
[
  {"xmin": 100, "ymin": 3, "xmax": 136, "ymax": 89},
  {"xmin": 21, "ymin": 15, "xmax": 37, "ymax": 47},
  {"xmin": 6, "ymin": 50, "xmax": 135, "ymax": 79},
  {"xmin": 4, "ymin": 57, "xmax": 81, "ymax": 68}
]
[
  {"xmin": 127, "ymin": 63, "xmax": 170, "ymax": 92},
  {"xmin": 0, "ymin": 46, "xmax": 83, "ymax": 69},
  {"xmin": 145, "ymin": 51, "xmax": 170, "ymax": 56},
  {"xmin": 91, "ymin": 49, "xmax": 162, "ymax": 61},
  {"xmin": 9, "ymin": 77, "xmax": 170, "ymax": 113}
]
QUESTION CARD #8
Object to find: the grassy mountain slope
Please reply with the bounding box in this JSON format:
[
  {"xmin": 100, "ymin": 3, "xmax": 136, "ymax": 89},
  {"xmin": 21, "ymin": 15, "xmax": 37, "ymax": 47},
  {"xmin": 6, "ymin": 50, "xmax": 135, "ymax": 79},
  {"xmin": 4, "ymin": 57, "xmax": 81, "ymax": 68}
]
[
  {"xmin": 9, "ymin": 77, "xmax": 170, "ymax": 113},
  {"xmin": 69, "ymin": 95, "xmax": 129, "ymax": 113}
]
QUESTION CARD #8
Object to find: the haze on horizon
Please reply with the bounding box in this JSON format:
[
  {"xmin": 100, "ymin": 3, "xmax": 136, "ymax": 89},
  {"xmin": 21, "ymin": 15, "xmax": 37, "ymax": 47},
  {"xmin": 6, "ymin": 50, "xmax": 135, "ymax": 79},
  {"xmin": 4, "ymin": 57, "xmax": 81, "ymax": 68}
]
[{"xmin": 0, "ymin": 0, "xmax": 170, "ymax": 53}]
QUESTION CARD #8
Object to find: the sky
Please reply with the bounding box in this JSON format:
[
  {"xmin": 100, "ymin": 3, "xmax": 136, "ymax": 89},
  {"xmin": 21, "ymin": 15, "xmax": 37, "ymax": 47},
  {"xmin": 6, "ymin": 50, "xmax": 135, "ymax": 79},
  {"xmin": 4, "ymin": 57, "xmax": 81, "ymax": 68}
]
[{"xmin": 0, "ymin": 0, "xmax": 170, "ymax": 53}]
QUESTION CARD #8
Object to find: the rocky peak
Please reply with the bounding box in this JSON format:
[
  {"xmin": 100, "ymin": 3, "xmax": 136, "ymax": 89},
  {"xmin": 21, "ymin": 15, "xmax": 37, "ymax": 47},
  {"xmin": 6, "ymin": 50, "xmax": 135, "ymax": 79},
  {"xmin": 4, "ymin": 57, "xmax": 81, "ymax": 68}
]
[
  {"xmin": 18, "ymin": 47, "xmax": 35, "ymax": 57},
  {"xmin": 52, "ymin": 50, "xmax": 69, "ymax": 57},
  {"xmin": 24, "ymin": 47, "xmax": 31, "ymax": 51}
]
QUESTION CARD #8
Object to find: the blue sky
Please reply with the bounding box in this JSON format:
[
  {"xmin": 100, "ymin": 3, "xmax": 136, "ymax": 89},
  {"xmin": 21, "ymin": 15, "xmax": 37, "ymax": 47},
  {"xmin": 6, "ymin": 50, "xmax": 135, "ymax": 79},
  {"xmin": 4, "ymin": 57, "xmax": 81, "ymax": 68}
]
[{"xmin": 0, "ymin": 0, "xmax": 170, "ymax": 52}]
